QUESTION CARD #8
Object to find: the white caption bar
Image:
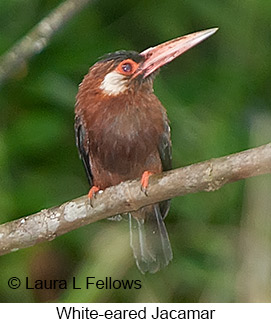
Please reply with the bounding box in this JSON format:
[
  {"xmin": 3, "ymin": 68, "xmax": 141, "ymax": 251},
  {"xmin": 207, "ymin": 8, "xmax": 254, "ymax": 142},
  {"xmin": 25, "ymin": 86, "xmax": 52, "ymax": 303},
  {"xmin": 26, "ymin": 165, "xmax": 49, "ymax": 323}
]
[{"xmin": 1, "ymin": 303, "xmax": 271, "ymax": 322}]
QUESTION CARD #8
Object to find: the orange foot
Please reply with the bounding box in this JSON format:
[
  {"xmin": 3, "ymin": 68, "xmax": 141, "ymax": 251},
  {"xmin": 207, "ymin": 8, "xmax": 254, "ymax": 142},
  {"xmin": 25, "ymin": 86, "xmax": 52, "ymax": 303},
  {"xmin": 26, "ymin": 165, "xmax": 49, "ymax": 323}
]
[
  {"xmin": 88, "ymin": 186, "xmax": 100, "ymax": 206},
  {"xmin": 140, "ymin": 171, "xmax": 153, "ymax": 196}
]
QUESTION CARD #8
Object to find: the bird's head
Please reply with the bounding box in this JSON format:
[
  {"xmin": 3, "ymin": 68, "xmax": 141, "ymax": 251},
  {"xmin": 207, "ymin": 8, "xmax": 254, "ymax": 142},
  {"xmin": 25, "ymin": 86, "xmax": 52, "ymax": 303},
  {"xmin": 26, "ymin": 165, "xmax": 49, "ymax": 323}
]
[{"xmin": 78, "ymin": 28, "xmax": 218, "ymax": 98}]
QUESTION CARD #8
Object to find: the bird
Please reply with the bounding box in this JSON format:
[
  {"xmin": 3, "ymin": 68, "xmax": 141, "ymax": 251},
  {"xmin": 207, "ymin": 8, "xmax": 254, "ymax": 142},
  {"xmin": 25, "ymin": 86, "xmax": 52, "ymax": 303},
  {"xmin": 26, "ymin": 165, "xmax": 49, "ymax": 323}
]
[{"xmin": 75, "ymin": 28, "xmax": 218, "ymax": 273}]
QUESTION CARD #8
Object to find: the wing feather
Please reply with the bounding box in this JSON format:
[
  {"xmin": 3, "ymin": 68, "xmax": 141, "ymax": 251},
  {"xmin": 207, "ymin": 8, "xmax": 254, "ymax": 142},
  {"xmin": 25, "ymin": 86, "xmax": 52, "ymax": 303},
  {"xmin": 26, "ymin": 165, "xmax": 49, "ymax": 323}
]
[
  {"xmin": 74, "ymin": 116, "xmax": 93, "ymax": 186},
  {"xmin": 157, "ymin": 118, "xmax": 172, "ymax": 218}
]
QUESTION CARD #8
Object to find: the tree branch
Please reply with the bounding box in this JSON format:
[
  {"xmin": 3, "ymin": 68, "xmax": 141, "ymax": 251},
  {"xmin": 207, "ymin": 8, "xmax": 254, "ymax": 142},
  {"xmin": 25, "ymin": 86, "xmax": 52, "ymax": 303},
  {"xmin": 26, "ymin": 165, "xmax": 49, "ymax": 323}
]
[
  {"xmin": 0, "ymin": 0, "xmax": 93, "ymax": 86},
  {"xmin": 0, "ymin": 143, "xmax": 270, "ymax": 256}
]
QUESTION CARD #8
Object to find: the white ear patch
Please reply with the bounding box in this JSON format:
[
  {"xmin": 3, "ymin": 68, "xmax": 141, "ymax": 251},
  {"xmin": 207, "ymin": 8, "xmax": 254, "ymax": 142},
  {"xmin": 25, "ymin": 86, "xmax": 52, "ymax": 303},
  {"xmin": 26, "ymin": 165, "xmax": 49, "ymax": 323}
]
[{"xmin": 100, "ymin": 70, "xmax": 128, "ymax": 96}]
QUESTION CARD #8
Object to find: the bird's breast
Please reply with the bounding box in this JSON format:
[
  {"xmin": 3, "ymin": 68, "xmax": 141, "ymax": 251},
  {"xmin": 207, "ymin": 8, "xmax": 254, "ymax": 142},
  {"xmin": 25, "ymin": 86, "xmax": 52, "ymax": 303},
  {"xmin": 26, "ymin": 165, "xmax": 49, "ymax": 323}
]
[{"xmin": 81, "ymin": 94, "xmax": 166, "ymax": 187}]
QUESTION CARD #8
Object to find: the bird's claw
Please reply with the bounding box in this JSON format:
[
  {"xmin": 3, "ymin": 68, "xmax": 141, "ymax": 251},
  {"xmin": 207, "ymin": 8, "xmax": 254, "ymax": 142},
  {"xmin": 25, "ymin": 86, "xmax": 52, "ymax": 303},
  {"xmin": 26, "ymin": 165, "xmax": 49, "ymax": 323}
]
[
  {"xmin": 87, "ymin": 186, "xmax": 100, "ymax": 207},
  {"xmin": 141, "ymin": 185, "xmax": 149, "ymax": 196},
  {"xmin": 140, "ymin": 171, "xmax": 153, "ymax": 196}
]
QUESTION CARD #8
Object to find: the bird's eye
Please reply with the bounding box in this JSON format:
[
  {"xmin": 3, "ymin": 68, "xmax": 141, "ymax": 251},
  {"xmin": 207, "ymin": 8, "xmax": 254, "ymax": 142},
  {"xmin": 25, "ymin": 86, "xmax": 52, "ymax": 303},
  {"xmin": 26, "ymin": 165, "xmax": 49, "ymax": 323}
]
[
  {"xmin": 122, "ymin": 62, "xmax": 132, "ymax": 73},
  {"xmin": 116, "ymin": 59, "xmax": 138, "ymax": 76}
]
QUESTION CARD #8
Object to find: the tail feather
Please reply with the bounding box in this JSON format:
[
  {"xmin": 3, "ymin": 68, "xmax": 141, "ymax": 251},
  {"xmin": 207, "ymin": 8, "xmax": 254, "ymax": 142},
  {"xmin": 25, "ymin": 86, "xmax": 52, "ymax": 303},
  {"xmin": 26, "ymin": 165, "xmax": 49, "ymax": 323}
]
[{"xmin": 129, "ymin": 204, "xmax": 173, "ymax": 274}]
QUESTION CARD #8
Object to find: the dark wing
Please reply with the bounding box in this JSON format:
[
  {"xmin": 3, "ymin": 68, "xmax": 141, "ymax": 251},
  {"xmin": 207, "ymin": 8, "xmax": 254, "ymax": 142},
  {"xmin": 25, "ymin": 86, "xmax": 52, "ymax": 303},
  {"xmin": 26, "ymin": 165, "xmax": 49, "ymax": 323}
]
[
  {"xmin": 157, "ymin": 118, "xmax": 172, "ymax": 218},
  {"xmin": 158, "ymin": 119, "xmax": 172, "ymax": 171},
  {"xmin": 74, "ymin": 115, "xmax": 93, "ymax": 186}
]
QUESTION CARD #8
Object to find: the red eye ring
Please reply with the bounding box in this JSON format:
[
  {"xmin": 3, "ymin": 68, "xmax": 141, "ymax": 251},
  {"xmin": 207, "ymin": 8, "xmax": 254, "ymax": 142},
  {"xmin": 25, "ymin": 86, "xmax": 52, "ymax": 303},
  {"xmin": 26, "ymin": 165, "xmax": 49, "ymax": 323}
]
[{"xmin": 116, "ymin": 59, "xmax": 138, "ymax": 75}]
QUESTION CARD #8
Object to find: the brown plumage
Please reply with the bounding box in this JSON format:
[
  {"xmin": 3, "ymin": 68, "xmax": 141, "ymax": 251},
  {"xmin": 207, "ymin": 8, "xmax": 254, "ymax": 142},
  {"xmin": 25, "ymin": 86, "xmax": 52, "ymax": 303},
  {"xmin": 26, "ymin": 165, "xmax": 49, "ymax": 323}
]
[
  {"xmin": 74, "ymin": 28, "xmax": 218, "ymax": 273},
  {"xmin": 76, "ymin": 59, "xmax": 169, "ymax": 188}
]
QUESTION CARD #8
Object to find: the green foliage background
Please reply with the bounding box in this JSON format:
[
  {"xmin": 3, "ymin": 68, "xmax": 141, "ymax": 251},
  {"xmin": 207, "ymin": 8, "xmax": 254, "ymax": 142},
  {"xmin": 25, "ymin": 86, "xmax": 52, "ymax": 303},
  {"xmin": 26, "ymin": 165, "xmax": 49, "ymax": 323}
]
[{"xmin": 0, "ymin": 0, "xmax": 270, "ymax": 302}]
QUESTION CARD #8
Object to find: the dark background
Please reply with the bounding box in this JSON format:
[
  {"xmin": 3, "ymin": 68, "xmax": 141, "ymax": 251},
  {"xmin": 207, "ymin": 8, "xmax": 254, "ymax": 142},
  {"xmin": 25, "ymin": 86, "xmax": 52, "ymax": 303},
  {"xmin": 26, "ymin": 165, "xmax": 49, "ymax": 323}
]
[{"xmin": 0, "ymin": 0, "xmax": 271, "ymax": 302}]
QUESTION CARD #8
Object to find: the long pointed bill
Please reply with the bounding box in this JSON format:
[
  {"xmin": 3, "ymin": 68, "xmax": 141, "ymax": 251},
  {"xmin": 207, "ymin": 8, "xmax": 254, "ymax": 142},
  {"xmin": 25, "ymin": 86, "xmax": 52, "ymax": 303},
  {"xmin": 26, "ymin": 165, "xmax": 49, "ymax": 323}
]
[{"xmin": 134, "ymin": 28, "xmax": 218, "ymax": 79}]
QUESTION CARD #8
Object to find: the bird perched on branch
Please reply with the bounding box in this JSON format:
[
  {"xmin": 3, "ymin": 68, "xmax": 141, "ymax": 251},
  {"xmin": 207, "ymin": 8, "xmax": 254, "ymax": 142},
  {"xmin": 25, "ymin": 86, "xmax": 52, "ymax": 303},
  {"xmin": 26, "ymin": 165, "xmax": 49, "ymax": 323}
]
[{"xmin": 75, "ymin": 28, "xmax": 218, "ymax": 273}]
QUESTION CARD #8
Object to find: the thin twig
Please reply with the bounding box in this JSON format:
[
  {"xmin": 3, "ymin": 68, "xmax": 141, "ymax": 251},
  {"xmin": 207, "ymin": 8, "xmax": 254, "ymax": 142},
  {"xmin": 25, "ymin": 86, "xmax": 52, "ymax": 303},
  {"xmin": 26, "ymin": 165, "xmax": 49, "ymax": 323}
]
[
  {"xmin": 0, "ymin": 0, "xmax": 93, "ymax": 86},
  {"xmin": 0, "ymin": 143, "xmax": 270, "ymax": 256}
]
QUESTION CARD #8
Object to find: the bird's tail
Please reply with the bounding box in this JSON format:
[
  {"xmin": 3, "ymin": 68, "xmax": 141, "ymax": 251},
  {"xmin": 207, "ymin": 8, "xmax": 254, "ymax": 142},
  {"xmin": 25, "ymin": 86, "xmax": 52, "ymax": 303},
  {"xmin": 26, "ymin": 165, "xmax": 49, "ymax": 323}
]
[{"xmin": 129, "ymin": 204, "xmax": 173, "ymax": 274}]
